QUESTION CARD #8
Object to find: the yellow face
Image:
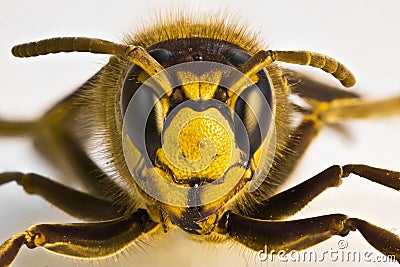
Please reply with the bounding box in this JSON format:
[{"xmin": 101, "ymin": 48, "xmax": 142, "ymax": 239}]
[
  {"xmin": 156, "ymin": 72, "xmax": 234, "ymax": 184},
  {"xmin": 120, "ymin": 53, "xmax": 275, "ymax": 232},
  {"xmin": 156, "ymin": 106, "xmax": 235, "ymax": 183},
  {"xmin": 151, "ymin": 84, "xmax": 251, "ymax": 234}
]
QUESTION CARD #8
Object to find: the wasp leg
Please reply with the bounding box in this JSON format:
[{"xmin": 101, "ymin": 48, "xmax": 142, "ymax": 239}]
[
  {"xmin": 243, "ymin": 93, "xmax": 400, "ymax": 218},
  {"xmin": 0, "ymin": 115, "xmax": 124, "ymax": 201},
  {"xmin": 0, "ymin": 120, "xmax": 36, "ymax": 137},
  {"xmin": 0, "ymin": 118, "xmax": 112, "ymax": 199},
  {"xmin": 237, "ymin": 115, "xmax": 324, "ymax": 218},
  {"xmin": 268, "ymin": 90, "xmax": 399, "ymax": 192},
  {"xmin": 342, "ymin": 164, "xmax": 400, "ymax": 190},
  {"xmin": 0, "ymin": 209, "xmax": 159, "ymax": 267},
  {"xmin": 33, "ymin": 127, "xmax": 115, "ymax": 198},
  {"xmin": 251, "ymin": 165, "xmax": 399, "ymax": 220},
  {"xmin": 290, "ymin": 73, "xmax": 400, "ymax": 121},
  {"xmin": 280, "ymin": 93, "xmax": 400, "ymax": 179},
  {"xmin": 0, "ymin": 71, "xmax": 122, "ymax": 199},
  {"xmin": 218, "ymin": 212, "xmax": 400, "ymax": 262},
  {"xmin": 251, "ymin": 165, "xmax": 342, "ymax": 219},
  {"xmin": 0, "ymin": 172, "xmax": 121, "ymax": 221},
  {"xmin": 316, "ymin": 95, "xmax": 400, "ymax": 123}
]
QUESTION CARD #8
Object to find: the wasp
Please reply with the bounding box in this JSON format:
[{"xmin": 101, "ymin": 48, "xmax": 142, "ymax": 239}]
[{"xmin": 0, "ymin": 9, "xmax": 399, "ymax": 267}]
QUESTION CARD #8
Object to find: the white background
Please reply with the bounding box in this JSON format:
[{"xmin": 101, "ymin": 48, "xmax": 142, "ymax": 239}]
[{"xmin": 0, "ymin": 0, "xmax": 399, "ymax": 266}]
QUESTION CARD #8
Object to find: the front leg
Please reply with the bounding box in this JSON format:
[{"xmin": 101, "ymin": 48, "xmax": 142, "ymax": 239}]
[
  {"xmin": 0, "ymin": 209, "xmax": 159, "ymax": 267},
  {"xmin": 217, "ymin": 212, "xmax": 400, "ymax": 262},
  {"xmin": 251, "ymin": 164, "xmax": 400, "ymax": 220},
  {"xmin": 0, "ymin": 172, "xmax": 121, "ymax": 221}
]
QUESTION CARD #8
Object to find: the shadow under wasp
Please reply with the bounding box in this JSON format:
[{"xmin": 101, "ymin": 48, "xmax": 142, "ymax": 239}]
[{"xmin": 0, "ymin": 10, "xmax": 399, "ymax": 267}]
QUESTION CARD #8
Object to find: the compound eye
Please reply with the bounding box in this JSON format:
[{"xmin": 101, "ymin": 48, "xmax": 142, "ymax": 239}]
[
  {"xmin": 225, "ymin": 48, "xmax": 251, "ymax": 66},
  {"xmin": 123, "ymin": 83, "xmax": 164, "ymax": 158},
  {"xmin": 226, "ymin": 49, "xmax": 273, "ymax": 156},
  {"xmin": 121, "ymin": 48, "xmax": 172, "ymax": 117},
  {"xmin": 149, "ymin": 49, "xmax": 173, "ymax": 64},
  {"xmin": 234, "ymin": 81, "xmax": 272, "ymax": 156},
  {"xmin": 213, "ymin": 87, "xmax": 228, "ymax": 103},
  {"xmin": 121, "ymin": 49, "xmax": 172, "ymax": 158}
]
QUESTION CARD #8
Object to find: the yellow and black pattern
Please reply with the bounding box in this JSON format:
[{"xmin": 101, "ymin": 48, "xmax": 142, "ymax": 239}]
[{"xmin": 0, "ymin": 9, "xmax": 399, "ymax": 266}]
